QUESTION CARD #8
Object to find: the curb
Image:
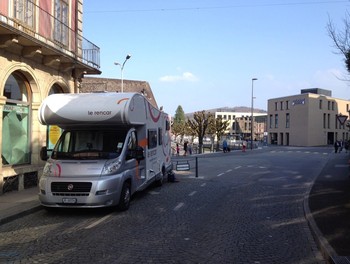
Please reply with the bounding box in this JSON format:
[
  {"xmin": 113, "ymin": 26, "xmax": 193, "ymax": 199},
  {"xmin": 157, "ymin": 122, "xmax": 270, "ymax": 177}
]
[{"xmin": 0, "ymin": 203, "xmax": 42, "ymax": 226}]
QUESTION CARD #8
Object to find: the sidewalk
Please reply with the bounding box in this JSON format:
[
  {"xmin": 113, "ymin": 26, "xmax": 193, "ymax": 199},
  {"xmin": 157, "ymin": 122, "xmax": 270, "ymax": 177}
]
[
  {"xmin": 0, "ymin": 150, "xmax": 350, "ymax": 263},
  {"xmin": 0, "ymin": 186, "xmax": 41, "ymax": 225},
  {"xmin": 307, "ymin": 151, "xmax": 350, "ymax": 263}
]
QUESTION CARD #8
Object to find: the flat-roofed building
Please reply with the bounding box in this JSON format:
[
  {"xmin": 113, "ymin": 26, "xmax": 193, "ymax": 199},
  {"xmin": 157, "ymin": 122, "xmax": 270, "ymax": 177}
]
[{"xmin": 267, "ymin": 88, "xmax": 350, "ymax": 146}]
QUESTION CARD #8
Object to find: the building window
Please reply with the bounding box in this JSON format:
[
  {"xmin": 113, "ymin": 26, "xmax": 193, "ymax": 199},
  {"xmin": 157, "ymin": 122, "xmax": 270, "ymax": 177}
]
[
  {"xmin": 286, "ymin": 113, "xmax": 290, "ymax": 128},
  {"xmin": 335, "ymin": 114, "xmax": 339, "ymax": 129},
  {"xmin": 286, "ymin": 101, "xmax": 289, "ymax": 110},
  {"xmin": 319, "ymin": 100, "xmax": 322, "ymax": 109},
  {"xmin": 328, "ymin": 101, "xmax": 330, "ymax": 110},
  {"xmin": 54, "ymin": 0, "xmax": 69, "ymax": 46},
  {"xmin": 275, "ymin": 102, "xmax": 278, "ymax": 111},
  {"xmin": 328, "ymin": 114, "xmax": 330, "ymax": 129},
  {"xmin": 14, "ymin": 0, "xmax": 34, "ymax": 28},
  {"xmin": 274, "ymin": 114, "xmax": 278, "ymax": 128},
  {"xmin": 2, "ymin": 72, "xmax": 31, "ymax": 166},
  {"xmin": 269, "ymin": 114, "xmax": 273, "ymax": 129},
  {"xmin": 332, "ymin": 101, "xmax": 335, "ymax": 111},
  {"xmin": 280, "ymin": 101, "xmax": 283, "ymax": 110},
  {"xmin": 323, "ymin": 113, "xmax": 326, "ymax": 129}
]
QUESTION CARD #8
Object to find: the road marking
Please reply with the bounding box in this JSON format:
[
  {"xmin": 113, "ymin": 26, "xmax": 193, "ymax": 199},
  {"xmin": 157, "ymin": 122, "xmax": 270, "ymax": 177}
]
[
  {"xmin": 200, "ymin": 183, "xmax": 206, "ymax": 187},
  {"xmin": 217, "ymin": 173, "xmax": 224, "ymax": 177},
  {"xmin": 234, "ymin": 166, "xmax": 241, "ymax": 170},
  {"xmin": 335, "ymin": 164, "xmax": 348, "ymax": 168},
  {"xmin": 189, "ymin": 191, "xmax": 197, "ymax": 196},
  {"xmin": 226, "ymin": 169, "xmax": 232, "ymax": 173},
  {"xmin": 85, "ymin": 214, "xmax": 112, "ymax": 229},
  {"xmin": 174, "ymin": 202, "xmax": 184, "ymax": 211}
]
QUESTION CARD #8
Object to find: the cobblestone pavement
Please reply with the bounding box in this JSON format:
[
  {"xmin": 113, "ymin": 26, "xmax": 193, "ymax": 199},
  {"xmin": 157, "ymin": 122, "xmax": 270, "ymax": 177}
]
[{"xmin": 0, "ymin": 148, "xmax": 329, "ymax": 264}]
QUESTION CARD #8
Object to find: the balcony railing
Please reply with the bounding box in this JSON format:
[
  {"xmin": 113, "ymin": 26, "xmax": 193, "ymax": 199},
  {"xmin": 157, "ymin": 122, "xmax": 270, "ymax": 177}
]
[{"xmin": 0, "ymin": 0, "xmax": 100, "ymax": 70}]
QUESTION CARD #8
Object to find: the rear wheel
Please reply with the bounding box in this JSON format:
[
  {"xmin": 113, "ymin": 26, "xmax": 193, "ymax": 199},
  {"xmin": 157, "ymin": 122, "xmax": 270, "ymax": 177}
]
[
  {"xmin": 118, "ymin": 182, "xmax": 131, "ymax": 211},
  {"xmin": 155, "ymin": 168, "xmax": 165, "ymax": 187}
]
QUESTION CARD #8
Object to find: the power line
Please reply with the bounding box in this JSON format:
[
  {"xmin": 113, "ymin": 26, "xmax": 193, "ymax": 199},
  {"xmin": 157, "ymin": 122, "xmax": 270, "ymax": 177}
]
[{"xmin": 85, "ymin": 1, "xmax": 349, "ymax": 14}]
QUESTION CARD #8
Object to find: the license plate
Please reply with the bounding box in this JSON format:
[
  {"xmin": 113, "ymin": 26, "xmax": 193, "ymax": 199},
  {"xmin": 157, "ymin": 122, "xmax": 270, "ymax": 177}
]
[{"xmin": 62, "ymin": 198, "xmax": 77, "ymax": 204}]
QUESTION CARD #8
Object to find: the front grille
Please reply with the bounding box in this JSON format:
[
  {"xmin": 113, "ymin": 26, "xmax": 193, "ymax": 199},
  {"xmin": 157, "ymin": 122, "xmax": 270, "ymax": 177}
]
[
  {"xmin": 52, "ymin": 192, "xmax": 89, "ymax": 197},
  {"xmin": 51, "ymin": 182, "xmax": 92, "ymax": 194}
]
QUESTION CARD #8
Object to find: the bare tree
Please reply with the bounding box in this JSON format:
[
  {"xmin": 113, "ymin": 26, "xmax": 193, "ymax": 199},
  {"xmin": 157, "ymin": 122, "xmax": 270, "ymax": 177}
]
[
  {"xmin": 186, "ymin": 111, "xmax": 214, "ymax": 154},
  {"xmin": 327, "ymin": 12, "xmax": 350, "ymax": 76},
  {"xmin": 212, "ymin": 117, "xmax": 230, "ymax": 151}
]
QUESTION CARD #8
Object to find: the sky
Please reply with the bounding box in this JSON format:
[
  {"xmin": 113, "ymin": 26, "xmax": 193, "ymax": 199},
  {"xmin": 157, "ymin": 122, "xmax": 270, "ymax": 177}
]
[{"xmin": 83, "ymin": 0, "xmax": 350, "ymax": 116}]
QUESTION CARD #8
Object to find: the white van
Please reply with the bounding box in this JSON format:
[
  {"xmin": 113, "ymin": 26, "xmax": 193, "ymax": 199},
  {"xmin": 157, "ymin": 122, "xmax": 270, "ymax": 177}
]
[{"xmin": 38, "ymin": 92, "xmax": 172, "ymax": 210}]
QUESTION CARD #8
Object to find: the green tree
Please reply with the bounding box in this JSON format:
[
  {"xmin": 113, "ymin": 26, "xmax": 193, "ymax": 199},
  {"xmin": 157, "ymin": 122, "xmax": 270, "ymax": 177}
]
[
  {"xmin": 327, "ymin": 12, "xmax": 350, "ymax": 76},
  {"xmin": 186, "ymin": 110, "xmax": 214, "ymax": 154},
  {"xmin": 212, "ymin": 117, "xmax": 230, "ymax": 151},
  {"xmin": 172, "ymin": 105, "xmax": 186, "ymax": 141}
]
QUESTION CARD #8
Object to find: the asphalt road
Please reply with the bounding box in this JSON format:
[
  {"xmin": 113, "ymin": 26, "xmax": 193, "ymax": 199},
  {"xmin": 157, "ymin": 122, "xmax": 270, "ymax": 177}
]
[{"xmin": 0, "ymin": 147, "xmax": 330, "ymax": 264}]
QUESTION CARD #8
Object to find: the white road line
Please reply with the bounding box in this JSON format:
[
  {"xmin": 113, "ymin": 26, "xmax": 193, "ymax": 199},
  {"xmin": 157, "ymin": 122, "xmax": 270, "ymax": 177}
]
[
  {"xmin": 217, "ymin": 173, "xmax": 224, "ymax": 177},
  {"xmin": 85, "ymin": 214, "xmax": 112, "ymax": 229},
  {"xmin": 189, "ymin": 191, "xmax": 197, "ymax": 196},
  {"xmin": 234, "ymin": 166, "xmax": 241, "ymax": 170},
  {"xmin": 226, "ymin": 169, "xmax": 232, "ymax": 173},
  {"xmin": 174, "ymin": 202, "xmax": 184, "ymax": 211},
  {"xmin": 200, "ymin": 183, "xmax": 206, "ymax": 187}
]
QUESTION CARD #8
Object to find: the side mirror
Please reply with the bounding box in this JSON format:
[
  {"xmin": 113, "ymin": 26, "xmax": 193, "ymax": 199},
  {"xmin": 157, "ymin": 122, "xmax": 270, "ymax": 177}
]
[
  {"xmin": 40, "ymin": 146, "xmax": 48, "ymax": 161},
  {"xmin": 135, "ymin": 146, "xmax": 145, "ymax": 161}
]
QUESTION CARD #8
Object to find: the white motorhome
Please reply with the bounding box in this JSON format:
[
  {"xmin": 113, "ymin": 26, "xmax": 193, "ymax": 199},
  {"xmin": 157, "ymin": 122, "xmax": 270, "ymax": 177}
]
[{"xmin": 38, "ymin": 92, "xmax": 172, "ymax": 210}]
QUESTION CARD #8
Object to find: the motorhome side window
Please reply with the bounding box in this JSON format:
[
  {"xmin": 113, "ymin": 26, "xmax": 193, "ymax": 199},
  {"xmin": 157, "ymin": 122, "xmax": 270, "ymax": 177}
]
[
  {"xmin": 166, "ymin": 120, "xmax": 170, "ymax": 131},
  {"xmin": 158, "ymin": 128, "xmax": 162, "ymax": 145},
  {"xmin": 148, "ymin": 129, "xmax": 157, "ymax": 149}
]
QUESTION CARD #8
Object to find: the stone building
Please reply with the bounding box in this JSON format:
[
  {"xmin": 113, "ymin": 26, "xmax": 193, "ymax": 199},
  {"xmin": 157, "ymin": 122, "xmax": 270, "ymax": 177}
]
[
  {"xmin": 0, "ymin": 0, "xmax": 100, "ymax": 194},
  {"xmin": 80, "ymin": 77, "xmax": 158, "ymax": 109}
]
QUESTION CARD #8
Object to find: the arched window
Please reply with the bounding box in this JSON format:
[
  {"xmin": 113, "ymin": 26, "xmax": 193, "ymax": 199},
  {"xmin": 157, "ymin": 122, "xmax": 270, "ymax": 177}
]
[{"xmin": 2, "ymin": 72, "xmax": 31, "ymax": 165}]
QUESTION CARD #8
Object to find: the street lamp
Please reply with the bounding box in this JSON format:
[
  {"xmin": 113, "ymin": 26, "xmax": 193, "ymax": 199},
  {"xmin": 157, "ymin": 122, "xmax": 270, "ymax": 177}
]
[
  {"xmin": 114, "ymin": 54, "xmax": 131, "ymax": 93},
  {"xmin": 251, "ymin": 78, "xmax": 258, "ymax": 150}
]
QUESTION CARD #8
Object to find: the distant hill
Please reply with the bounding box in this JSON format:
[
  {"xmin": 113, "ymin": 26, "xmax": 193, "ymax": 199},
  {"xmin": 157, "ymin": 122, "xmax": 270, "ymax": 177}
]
[{"xmin": 186, "ymin": 106, "xmax": 267, "ymax": 115}]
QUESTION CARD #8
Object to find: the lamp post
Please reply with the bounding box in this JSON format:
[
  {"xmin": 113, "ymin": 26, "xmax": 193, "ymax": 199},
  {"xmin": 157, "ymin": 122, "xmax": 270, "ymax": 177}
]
[
  {"xmin": 251, "ymin": 78, "xmax": 258, "ymax": 150},
  {"xmin": 114, "ymin": 54, "xmax": 131, "ymax": 93}
]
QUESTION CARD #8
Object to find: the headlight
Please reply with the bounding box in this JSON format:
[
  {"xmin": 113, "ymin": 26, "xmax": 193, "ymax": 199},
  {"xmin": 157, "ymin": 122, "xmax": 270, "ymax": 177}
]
[
  {"xmin": 41, "ymin": 162, "xmax": 52, "ymax": 178},
  {"xmin": 102, "ymin": 159, "xmax": 122, "ymax": 176}
]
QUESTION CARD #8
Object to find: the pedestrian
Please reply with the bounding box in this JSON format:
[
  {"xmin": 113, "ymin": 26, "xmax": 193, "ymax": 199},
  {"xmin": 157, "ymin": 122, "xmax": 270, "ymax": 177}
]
[
  {"xmin": 345, "ymin": 140, "xmax": 349, "ymax": 153},
  {"xmin": 188, "ymin": 143, "xmax": 192, "ymax": 155},
  {"xmin": 183, "ymin": 141, "xmax": 188, "ymax": 156},
  {"xmin": 334, "ymin": 141, "xmax": 339, "ymax": 153},
  {"xmin": 242, "ymin": 140, "xmax": 247, "ymax": 152},
  {"xmin": 223, "ymin": 139, "xmax": 228, "ymax": 153},
  {"xmin": 339, "ymin": 140, "xmax": 344, "ymax": 153},
  {"xmin": 176, "ymin": 143, "xmax": 180, "ymax": 156}
]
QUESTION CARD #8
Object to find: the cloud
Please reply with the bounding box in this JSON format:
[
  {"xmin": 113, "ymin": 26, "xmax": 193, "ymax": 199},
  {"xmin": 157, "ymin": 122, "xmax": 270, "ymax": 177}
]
[{"xmin": 159, "ymin": 72, "xmax": 198, "ymax": 82}]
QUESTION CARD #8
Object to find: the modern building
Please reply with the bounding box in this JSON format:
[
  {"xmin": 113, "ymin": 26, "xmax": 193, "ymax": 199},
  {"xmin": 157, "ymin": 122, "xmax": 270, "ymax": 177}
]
[
  {"xmin": 211, "ymin": 107, "xmax": 267, "ymax": 141},
  {"xmin": 185, "ymin": 107, "xmax": 267, "ymax": 142},
  {"xmin": 267, "ymin": 88, "xmax": 350, "ymax": 146},
  {"xmin": 0, "ymin": 0, "xmax": 100, "ymax": 194}
]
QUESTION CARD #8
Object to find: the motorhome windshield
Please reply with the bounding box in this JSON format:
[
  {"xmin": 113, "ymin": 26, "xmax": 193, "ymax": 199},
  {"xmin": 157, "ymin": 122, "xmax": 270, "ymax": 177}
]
[{"xmin": 51, "ymin": 129, "xmax": 127, "ymax": 160}]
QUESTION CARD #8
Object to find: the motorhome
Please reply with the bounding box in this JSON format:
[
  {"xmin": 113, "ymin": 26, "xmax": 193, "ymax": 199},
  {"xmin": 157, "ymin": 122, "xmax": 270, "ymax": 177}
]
[{"xmin": 38, "ymin": 92, "xmax": 172, "ymax": 210}]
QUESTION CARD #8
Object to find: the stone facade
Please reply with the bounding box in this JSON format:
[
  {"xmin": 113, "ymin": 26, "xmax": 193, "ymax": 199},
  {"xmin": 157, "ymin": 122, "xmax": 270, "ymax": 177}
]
[{"xmin": 0, "ymin": 0, "xmax": 100, "ymax": 194}]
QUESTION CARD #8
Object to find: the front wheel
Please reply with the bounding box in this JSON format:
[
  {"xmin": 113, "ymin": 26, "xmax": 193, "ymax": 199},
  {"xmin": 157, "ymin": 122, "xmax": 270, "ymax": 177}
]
[{"xmin": 118, "ymin": 182, "xmax": 131, "ymax": 211}]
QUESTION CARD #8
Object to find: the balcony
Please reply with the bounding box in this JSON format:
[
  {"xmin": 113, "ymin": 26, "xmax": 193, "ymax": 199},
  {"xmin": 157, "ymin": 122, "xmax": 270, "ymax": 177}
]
[{"xmin": 0, "ymin": 2, "xmax": 100, "ymax": 75}]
